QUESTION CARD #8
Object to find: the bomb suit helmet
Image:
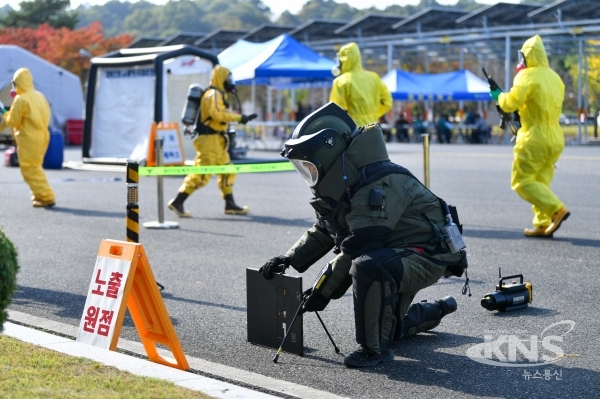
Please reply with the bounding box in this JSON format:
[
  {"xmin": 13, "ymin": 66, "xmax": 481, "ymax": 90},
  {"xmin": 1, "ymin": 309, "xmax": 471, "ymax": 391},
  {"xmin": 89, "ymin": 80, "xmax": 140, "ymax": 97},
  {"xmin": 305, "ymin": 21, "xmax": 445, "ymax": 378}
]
[{"xmin": 282, "ymin": 102, "xmax": 358, "ymax": 187}]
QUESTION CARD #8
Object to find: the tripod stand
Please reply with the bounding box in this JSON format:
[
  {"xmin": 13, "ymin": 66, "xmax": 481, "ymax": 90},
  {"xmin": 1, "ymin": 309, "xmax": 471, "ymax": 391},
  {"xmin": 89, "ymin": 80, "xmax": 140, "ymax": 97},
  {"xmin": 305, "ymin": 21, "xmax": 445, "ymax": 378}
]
[{"xmin": 273, "ymin": 296, "xmax": 341, "ymax": 363}]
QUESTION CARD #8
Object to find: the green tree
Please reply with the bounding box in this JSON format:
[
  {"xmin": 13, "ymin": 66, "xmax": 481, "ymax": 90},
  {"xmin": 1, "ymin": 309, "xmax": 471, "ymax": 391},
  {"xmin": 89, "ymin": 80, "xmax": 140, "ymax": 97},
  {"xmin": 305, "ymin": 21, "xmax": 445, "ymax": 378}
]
[
  {"xmin": 277, "ymin": 11, "xmax": 301, "ymax": 26},
  {"xmin": 120, "ymin": 0, "xmax": 270, "ymax": 37},
  {"xmin": 0, "ymin": 227, "xmax": 18, "ymax": 332},
  {"xmin": 292, "ymin": 0, "xmax": 361, "ymax": 23},
  {"xmin": 76, "ymin": 0, "xmax": 154, "ymax": 37},
  {"xmin": 0, "ymin": 0, "xmax": 78, "ymax": 29}
]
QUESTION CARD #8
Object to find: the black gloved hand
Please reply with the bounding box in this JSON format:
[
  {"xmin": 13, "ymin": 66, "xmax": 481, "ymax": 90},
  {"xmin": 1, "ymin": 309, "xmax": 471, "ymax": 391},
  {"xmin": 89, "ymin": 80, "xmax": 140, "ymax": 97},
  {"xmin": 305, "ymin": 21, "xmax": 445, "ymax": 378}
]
[
  {"xmin": 258, "ymin": 255, "xmax": 291, "ymax": 280},
  {"xmin": 302, "ymin": 287, "xmax": 330, "ymax": 313},
  {"xmin": 240, "ymin": 113, "xmax": 258, "ymax": 124}
]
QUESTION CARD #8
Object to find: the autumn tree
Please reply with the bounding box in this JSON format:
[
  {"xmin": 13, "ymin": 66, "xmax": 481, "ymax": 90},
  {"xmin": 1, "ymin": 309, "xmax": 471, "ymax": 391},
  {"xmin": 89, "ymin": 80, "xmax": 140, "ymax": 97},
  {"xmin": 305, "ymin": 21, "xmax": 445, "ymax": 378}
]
[{"xmin": 0, "ymin": 22, "xmax": 132, "ymax": 83}]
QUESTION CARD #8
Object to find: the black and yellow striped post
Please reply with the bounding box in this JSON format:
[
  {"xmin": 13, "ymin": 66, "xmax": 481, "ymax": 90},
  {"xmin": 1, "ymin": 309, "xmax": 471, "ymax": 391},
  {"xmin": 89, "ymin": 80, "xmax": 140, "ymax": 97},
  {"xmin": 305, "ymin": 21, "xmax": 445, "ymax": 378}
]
[
  {"xmin": 126, "ymin": 160, "xmax": 139, "ymax": 243},
  {"xmin": 127, "ymin": 159, "xmax": 165, "ymax": 290}
]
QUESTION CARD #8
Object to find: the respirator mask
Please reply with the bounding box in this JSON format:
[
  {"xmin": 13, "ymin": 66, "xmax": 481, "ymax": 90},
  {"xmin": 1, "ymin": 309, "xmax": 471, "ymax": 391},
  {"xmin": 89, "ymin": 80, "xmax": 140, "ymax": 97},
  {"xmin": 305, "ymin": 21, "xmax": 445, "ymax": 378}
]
[
  {"xmin": 516, "ymin": 51, "xmax": 527, "ymax": 74},
  {"xmin": 224, "ymin": 74, "xmax": 236, "ymax": 93},
  {"xmin": 331, "ymin": 55, "xmax": 341, "ymax": 77}
]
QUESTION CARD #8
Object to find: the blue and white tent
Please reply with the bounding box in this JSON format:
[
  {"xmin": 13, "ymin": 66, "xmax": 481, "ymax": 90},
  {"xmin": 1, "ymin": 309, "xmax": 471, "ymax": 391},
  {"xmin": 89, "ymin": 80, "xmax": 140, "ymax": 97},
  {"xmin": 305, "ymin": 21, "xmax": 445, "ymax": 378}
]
[
  {"xmin": 382, "ymin": 69, "xmax": 490, "ymax": 101},
  {"xmin": 218, "ymin": 34, "xmax": 336, "ymax": 87}
]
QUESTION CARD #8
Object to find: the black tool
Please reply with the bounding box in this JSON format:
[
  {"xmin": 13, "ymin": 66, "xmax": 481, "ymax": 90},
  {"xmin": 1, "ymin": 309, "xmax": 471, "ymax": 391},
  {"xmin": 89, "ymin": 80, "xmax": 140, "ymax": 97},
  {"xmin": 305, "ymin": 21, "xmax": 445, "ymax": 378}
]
[
  {"xmin": 481, "ymin": 268, "xmax": 533, "ymax": 312},
  {"xmin": 482, "ymin": 68, "xmax": 520, "ymax": 138}
]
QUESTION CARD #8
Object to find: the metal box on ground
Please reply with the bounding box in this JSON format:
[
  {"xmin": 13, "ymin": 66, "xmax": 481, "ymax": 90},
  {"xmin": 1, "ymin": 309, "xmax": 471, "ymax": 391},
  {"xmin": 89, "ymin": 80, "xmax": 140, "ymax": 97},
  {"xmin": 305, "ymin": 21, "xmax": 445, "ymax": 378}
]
[{"xmin": 246, "ymin": 268, "xmax": 303, "ymax": 356}]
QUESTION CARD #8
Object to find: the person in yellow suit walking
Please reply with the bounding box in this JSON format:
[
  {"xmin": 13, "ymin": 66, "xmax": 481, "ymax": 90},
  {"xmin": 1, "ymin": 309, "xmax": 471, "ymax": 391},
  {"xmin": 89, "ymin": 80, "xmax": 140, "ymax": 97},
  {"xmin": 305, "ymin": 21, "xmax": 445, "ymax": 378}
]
[
  {"xmin": 167, "ymin": 65, "xmax": 256, "ymax": 218},
  {"xmin": 0, "ymin": 68, "xmax": 55, "ymax": 207},
  {"xmin": 490, "ymin": 35, "xmax": 569, "ymax": 237},
  {"xmin": 329, "ymin": 42, "xmax": 393, "ymax": 127}
]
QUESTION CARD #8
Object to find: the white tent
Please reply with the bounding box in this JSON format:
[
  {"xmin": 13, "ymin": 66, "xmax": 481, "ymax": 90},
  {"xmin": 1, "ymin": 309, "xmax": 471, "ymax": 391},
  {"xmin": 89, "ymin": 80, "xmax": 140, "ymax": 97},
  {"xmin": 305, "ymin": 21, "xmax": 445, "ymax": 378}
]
[
  {"xmin": 83, "ymin": 45, "xmax": 218, "ymax": 162},
  {"xmin": 0, "ymin": 45, "xmax": 84, "ymax": 130}
]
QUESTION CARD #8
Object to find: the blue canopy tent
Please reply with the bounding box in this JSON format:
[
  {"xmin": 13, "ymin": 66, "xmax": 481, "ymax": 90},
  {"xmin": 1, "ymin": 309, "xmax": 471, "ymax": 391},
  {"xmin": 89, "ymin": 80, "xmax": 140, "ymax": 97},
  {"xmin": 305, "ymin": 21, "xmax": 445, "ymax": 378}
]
[
  {"xmin": 218, "ymin": 34, "xmax": 336, "ymax": 87},
  {"xmin": 218, "ymin": 34, "xmax": 336, "ymax": 120},
  {"xmin": 382, "ymin": 69, "xmax": 490, "ymax": 101}
]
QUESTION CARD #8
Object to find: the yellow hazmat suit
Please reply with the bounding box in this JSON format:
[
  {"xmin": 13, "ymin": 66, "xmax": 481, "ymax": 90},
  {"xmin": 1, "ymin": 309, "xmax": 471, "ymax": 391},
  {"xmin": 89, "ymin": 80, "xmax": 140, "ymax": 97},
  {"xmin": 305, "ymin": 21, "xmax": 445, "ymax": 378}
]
[
  {"xmin": 180, "ymin": 65, "xmax": 242, "ymax": 196},
  {"xmin": 498, "ymin": 35, "xmax": 565, "ymax": 229},
  {"xmin": 1, "ymin": 68, "xmax": 55, "ymax": 206},
  {"xmin": 329, "ymin": 42, "xmax": 393, "ymax": 126}
]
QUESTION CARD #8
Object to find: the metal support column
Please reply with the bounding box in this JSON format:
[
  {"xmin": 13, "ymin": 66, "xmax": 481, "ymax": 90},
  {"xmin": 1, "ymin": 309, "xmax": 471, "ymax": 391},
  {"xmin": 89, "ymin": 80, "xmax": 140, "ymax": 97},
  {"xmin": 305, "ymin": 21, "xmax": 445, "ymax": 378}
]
[
  {"xmin": 504, "ymin": 35, "xmax": 511, "ymax": 144},
  {"xmin": 144, "ymin": 138, "xmax": 179, "ymax": 230}
]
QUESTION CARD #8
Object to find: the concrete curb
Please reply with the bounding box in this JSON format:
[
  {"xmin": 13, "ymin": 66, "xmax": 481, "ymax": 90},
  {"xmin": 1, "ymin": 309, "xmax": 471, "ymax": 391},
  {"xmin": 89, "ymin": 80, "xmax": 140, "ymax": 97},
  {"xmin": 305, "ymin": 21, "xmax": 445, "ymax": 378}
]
[{"xmin": 5, "ymin": 311, "xmax": 349, "ymax": 399}]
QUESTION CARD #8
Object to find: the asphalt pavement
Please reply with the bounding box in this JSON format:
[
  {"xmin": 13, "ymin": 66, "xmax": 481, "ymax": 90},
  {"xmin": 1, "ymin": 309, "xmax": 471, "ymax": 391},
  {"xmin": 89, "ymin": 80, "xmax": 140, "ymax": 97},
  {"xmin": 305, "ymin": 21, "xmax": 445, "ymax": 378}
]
[{"xmin": 2, "ymin": 142, "xmax": 599, "ymax": 399}]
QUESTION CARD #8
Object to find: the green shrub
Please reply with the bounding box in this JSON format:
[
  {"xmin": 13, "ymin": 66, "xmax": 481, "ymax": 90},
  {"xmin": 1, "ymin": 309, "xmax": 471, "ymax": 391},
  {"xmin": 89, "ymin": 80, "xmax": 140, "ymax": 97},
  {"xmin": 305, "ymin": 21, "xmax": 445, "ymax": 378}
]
[{"xmin": 0, "ymin": 226, "xmax": 18, "ymax": 332}]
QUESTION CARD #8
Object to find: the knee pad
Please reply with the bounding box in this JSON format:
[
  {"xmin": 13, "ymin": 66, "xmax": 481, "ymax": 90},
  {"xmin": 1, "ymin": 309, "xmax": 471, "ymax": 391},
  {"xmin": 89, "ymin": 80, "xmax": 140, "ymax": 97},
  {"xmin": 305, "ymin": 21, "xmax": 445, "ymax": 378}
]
[{"xmin": 350, "ymin": 248, "xmax": 403, "ymax": 353}]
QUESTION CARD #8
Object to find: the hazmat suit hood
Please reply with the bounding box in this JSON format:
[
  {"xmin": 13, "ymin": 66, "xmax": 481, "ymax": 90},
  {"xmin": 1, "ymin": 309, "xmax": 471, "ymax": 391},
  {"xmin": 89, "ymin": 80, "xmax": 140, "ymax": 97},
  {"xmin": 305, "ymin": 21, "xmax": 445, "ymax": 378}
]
[
  {"xmin": 210, "ymin": 65, "xmax": 231, "ymax": 92},
  {"xmin": 338, "ymin": 42, "xmax": 363, "ymax": 74},
  {"xmin": 13, "ymin": 68, "xmax": 35, "ymax": 95},
  {"xmin": 520, "ymin": 35, "xmax": 549, "ymax": 68}
]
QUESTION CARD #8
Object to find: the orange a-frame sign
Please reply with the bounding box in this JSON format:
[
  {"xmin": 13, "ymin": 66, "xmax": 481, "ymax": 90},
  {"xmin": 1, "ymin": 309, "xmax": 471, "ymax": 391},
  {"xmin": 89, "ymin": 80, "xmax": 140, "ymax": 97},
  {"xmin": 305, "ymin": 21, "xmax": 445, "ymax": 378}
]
[
  {"xmin": 76, "ymin": 239, "xmax": 189, "ymax": 370},
  {"xmin": 146, "ymin": 121, "xmax": 186, "ymax": 167}
]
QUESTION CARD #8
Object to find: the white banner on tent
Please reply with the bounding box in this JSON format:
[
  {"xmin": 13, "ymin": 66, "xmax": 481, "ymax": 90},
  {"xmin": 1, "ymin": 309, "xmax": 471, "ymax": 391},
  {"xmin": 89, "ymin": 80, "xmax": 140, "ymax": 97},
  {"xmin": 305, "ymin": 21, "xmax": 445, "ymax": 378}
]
[{"xmin": 92, "ymin": 67, "xmax": 155, "ymax": 158}]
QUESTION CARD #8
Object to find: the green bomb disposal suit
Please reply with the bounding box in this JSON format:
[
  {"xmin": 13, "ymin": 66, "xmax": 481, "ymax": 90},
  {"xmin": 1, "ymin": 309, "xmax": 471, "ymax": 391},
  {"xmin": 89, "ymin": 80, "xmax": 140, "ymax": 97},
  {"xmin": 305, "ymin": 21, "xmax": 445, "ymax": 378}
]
[{"xmin": 266, "ymin": 103, "xmax": 468, "ymax": 365}]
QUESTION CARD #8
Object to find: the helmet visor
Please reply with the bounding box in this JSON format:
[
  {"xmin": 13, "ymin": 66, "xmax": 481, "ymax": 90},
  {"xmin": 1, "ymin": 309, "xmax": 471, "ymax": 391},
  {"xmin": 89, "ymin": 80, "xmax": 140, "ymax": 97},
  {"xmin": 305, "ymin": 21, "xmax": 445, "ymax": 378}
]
[{"xmin": 290, "ymin": 159, "xmax": 319, "ymax": 186}]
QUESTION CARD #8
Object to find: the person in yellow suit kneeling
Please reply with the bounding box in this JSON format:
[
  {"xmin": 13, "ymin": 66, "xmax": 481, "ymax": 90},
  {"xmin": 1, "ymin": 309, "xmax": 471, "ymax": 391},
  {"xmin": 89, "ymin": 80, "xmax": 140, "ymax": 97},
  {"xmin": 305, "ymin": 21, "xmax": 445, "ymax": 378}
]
[{"xmin": 0, "ymin": 68, "xmax": 55, "ymax": 208}]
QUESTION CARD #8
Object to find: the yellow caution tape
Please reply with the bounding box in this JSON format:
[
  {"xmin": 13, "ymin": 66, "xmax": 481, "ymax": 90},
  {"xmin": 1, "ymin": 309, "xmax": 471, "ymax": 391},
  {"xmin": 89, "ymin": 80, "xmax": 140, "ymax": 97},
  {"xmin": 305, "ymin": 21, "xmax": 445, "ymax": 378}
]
[{"xmin": 139, "ymin": 162, "xmax": 295, "ymax": 176}]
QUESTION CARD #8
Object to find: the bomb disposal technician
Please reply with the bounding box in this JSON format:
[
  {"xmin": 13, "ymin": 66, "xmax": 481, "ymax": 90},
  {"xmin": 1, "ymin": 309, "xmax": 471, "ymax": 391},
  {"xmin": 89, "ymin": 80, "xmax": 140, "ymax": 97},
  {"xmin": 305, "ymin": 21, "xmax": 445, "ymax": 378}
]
[{"xmin": 259, "ymin": 103, "xmax": 468, "ymax": 368}]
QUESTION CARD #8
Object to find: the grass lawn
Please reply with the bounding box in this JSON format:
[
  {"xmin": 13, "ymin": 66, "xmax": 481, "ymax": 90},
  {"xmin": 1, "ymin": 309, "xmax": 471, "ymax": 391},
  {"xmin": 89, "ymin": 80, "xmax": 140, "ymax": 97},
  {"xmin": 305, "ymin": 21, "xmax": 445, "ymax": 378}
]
[{"xmin": 0, "ymin": 334, "xmax": 213, "ymax": 399}]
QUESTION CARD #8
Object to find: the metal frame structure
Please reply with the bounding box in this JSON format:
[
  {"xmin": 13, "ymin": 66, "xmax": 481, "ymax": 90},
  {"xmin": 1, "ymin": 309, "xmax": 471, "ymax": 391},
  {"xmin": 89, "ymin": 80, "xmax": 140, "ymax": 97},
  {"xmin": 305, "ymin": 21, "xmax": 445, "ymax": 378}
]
[{"xmin": 194, "ymin": 28, "xmax": 248, "ymax": 53}]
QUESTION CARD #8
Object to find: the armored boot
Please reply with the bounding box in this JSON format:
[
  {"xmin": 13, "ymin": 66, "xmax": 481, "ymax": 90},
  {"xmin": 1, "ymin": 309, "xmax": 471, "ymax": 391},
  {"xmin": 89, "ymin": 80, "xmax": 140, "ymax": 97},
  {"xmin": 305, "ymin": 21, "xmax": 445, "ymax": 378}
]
[
  {"xmin": 167, "ymin": 192, "xmax": 191, "ymax": 218},
  {"xmin": 224, "ymin": 194, "xmax": 249, "ymax": 215},
  {"xmin": 435, "ymin": 295, "xmax": 457, "ymax": 318}
]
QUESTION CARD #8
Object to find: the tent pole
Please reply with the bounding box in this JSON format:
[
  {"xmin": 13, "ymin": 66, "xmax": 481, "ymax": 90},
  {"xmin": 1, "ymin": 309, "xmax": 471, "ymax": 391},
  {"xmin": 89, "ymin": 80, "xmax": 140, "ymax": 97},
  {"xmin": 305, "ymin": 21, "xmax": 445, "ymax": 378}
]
[
  {"xmin": 251, "ymin": 79, "xmax": 256, "ymax": 115},
  {"xmin": 276, "ymin": 88, "xmax": 282, "ymax": 121},
  {"xmin": 267, "ymin": 86, "xmax": 272, "ymax": 122},
  {"xmin": 291, "ymin": 88, "xmax": 295, "ymax": 121},
  {"xmin": 322, "ymin": 86, "xmax": 327, "ymax": 107},
  {"xmin": 577, "ymin": 39, "xmax": 582, "ymax": 145},
  {"xmin": 584, "ymin": 50, "xmax": 589, "ymax": 142},
  {"xmin": 459, "ymin": 46, "xmax": 464, "ymax": 121}
]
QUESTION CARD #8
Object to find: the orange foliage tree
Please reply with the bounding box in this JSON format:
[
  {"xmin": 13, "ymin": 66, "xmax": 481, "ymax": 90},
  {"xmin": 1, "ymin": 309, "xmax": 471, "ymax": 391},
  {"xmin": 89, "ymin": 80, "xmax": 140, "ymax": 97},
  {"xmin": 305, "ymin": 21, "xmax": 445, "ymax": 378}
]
[{"xmin": 0, "ymin": 22, "xmax": 133, "ymax": 83}]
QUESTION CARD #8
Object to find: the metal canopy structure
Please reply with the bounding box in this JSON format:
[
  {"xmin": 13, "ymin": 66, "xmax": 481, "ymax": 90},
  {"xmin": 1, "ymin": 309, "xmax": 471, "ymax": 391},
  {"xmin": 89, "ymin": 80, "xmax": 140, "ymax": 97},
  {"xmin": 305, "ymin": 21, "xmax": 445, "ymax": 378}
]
[
  {"xmin": 194, "ymin": 28, "xmax": 248, "ymax": 53},
  {"xmin": 288, "ymin": 19, "xmax": 351, "ymax": 42},
  {"xmin": 392, "ymin": 7, "xmax": 470, "ymax": 33},
  {"xmin": 455, "ymin": 2, "xmax": 543, "ymax": 27},
  {"xmin": 159, "ymin": 32, "xmax": 208, "ymax": 46},
  {"xmin": 239, "ymin": 24, "xmax": 295, "ymax": 43},
  {"xmin": 528, "ymin": 0, "xmax": 600, "ymax": 23},
  {"xmin": 124, "ymin": 36, "xmax": 165, "ymax": 49},
  {"xmin": 335, "ymin": 13, "xmax": 406, "ymax": 37}
]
